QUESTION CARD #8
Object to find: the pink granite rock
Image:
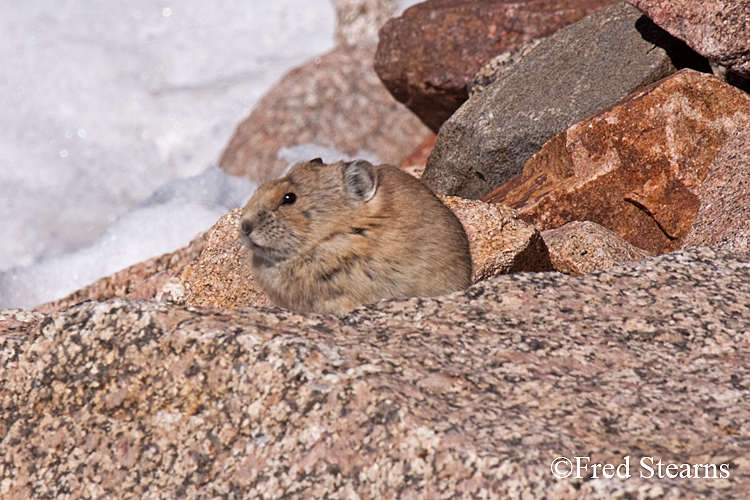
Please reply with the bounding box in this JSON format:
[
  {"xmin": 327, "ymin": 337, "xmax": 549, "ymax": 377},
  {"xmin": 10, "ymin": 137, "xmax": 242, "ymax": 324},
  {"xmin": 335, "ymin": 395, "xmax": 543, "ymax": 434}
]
[
  {"xmin": 483, "ymin": 69, "xmax": 750, "ymax": 255},
  {"xmin": 441, "ymin": 197, "xmax": 553, "ymax": 281},
  {"xmin": 629, "ymin": 0, "xmax": 750, "ymax": 79},
  {"xmin": 176, "ymin": 208, "xmax": 270, "ymax": 310},
  {"xmin": 4, "ymin": 247, "xmax": 750, "ymax": 498},
  {"xmin": 374, "ymin": 0, "xmax": 619, "ymax": 132},
  {"xmin": 682, "ymin": 128, "xmax": 750, "ymax": 253},
  {"xmin": 219, "ymin": 43, "xmax": 431, "ymax": 183},
  {"xmin": 542, "ymin": 221, "xmax": 652, "ymax": 275},
  {"xmin": 0, "ymin": 308, "xmax": 44, "ymax": 337}
]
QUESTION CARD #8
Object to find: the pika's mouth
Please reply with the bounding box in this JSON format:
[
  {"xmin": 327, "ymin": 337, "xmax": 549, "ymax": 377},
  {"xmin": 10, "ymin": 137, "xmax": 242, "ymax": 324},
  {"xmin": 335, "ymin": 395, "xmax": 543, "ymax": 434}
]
[
  {"xmin": 238, "ymin": 223, "xmax": 290, "ymax": 267},
  {"xmin": 249, "ymin": 242, "xmax": 288, "ymax": 268}
]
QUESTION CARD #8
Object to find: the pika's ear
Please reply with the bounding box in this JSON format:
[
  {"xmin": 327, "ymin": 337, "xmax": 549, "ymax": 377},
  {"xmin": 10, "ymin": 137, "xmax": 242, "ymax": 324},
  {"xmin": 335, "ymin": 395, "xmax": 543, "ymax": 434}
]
[
  {"xmin": 310, "ymin": 157, "xmax": 324, "ymax": 165},
  {"xmin": 343, "ymin": 160, "xmax": 378, "ymax": 202}
]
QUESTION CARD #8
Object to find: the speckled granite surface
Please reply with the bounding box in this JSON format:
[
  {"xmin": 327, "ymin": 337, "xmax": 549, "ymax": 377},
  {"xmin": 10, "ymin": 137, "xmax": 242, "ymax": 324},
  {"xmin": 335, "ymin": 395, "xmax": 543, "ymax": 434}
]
[{"xmin": 2, "ymin": 247, "xmax": 749, "ymax": 499}]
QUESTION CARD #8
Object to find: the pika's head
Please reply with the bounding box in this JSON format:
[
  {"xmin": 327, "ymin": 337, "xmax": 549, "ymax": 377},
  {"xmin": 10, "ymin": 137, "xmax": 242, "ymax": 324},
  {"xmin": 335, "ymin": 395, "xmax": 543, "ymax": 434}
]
[{"xmin": 239, "ymin": 158, "xmax": 379, "ymax": 268}]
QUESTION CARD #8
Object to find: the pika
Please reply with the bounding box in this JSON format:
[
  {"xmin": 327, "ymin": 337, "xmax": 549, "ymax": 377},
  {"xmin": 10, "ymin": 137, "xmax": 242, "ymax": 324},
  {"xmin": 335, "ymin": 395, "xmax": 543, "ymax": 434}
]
[{"xmin": 239, "ymin": 158, "xmax": 472, "ymax": 314}]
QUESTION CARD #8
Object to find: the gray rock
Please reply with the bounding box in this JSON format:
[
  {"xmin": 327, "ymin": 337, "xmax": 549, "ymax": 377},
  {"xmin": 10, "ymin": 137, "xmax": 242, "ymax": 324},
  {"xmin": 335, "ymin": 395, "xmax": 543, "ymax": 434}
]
[
  {"xmin": 373, "ymin": 0, "xmax": 619, "ymax": 133},
  {"xmin": 468, "ymin": 39, "xmax": 543, "ymax": 97},
  {"xmin": 683, "ymin": 128, "xmax": 750, "ymax": 253},
  {"xmin": 421, "ymin": 2, "xmax": 710, "ymax": 199},
  {"xmin": 3, "ymin": 247, "xmax": 750, "ymax": 498}
]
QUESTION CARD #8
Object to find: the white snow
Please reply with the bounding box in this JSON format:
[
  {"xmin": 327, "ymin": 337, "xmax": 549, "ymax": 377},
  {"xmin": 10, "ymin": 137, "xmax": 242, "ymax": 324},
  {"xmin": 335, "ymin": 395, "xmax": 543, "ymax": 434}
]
[
  {"xmin": 0, "ymin": 167, "xmax": 256, "ymax": 309},
  {"xmin": 277, "ymin": 144, "xmax": 381, "ymax": 172}
]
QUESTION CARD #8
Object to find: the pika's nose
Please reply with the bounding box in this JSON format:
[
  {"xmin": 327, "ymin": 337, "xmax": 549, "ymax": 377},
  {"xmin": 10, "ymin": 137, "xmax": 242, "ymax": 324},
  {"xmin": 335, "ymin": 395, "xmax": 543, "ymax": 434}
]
[{"xmin": 240, "ymin": 217, "xmax": 254, "ymax": 237}]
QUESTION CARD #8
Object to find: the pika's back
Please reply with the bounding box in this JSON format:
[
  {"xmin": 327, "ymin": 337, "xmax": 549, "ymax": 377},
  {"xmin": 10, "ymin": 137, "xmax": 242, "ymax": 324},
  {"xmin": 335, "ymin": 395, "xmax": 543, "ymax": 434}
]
[{"xmin": 240, "ymin": 158, "xmax": 472, "ymax": 314}]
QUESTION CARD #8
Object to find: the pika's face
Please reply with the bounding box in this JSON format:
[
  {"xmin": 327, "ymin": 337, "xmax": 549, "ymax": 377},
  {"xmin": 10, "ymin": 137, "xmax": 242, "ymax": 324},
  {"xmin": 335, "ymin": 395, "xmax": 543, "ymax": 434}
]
[
  {"xmin": 239, "ymin": 175, "xmax": 306, "ymax": 267},
  {"xmin": 239, "ymin": 159, "xmax": 378, "ymax": 268}
]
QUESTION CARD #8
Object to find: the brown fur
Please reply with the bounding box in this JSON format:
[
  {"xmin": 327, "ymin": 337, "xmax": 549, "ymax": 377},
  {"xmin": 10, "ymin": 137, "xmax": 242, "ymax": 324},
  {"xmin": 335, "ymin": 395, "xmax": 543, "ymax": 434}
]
[{"xmin": 239, "ymin": 159, "xmax": 472, "ymax": 314}]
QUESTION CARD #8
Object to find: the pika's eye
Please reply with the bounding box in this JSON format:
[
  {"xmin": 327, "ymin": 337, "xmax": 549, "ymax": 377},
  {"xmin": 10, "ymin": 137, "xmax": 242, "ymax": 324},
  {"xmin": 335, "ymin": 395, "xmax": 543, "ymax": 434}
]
[{"xmin": 281, "ymin": 192, "xmax": 297, "ymax": 205}]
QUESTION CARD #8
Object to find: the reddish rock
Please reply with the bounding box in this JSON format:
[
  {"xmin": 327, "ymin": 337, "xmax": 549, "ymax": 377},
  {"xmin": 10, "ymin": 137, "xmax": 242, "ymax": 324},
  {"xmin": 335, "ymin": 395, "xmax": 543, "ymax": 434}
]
[
  {"xmin": 397, "ymin": 132, "xmax": 436, "ymax": 178},
  {"xmin": 374, "ymin": 0, "xmax": 619, "ymax": 132},
  {"xmin": 219, "ymin": 43, "xmax": 431, "ymax": 183},
  {"xmin": 683, "ymin": 128, "xmax": 750, "ymax": 253},
  {"xmin": 440, "ymin": 197, "xmax": 553, "ymax": 281},
  {"xmin": 629, "ymin": 0, "xmax": 750, "ymax": 79},
  {"xmin": 542, "ymin": 221, "xmax": 652, "ymax": 276},
  {"xmin": 483, "ymin": 69, "xmax": 750, "ymax": 255}
]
